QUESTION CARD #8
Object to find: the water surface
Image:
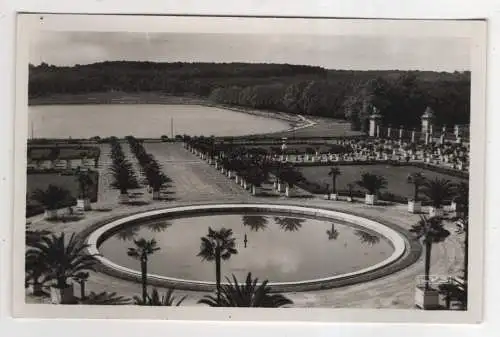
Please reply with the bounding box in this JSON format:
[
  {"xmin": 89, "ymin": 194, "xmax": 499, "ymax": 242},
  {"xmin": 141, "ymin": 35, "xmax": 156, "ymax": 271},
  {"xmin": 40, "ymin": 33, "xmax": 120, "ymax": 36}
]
[
  {"xmin": 28, "ymin": 104, "xmax": 290, "ymax": 138},
  {"xmin": 98, "ymin": 212, "xmax": 394, "ymax": 283}
]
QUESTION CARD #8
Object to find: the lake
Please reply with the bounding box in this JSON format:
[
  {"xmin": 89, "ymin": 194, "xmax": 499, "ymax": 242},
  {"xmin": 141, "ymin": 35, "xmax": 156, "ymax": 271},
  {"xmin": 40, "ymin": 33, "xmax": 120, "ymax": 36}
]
[{"xmin": 28, "ymin": 104, "xmax": 291, "ymax": 138}]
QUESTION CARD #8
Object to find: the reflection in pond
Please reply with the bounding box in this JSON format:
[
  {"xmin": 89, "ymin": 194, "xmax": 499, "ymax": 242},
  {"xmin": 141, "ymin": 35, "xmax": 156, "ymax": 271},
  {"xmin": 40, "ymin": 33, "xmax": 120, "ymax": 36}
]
[
  {"xmin": 274, "ymin": 216, "xmax": 305, "ymax": 232},
  {"xmin": 326, "ymin": 223, "xmax": 339, "ymax": 241},
  {"xmin": 242, "ymin": 215, "xmax": 268, "ymax": 232},
  {"xmin": 354, "ymin": 230, "xmax": 380, "ymax": 246},
  {"xmin": 147, "ymin": 221, "xmax": 172, "ymax": 233},
  {"xmin": 116, "ymin": 225, "xmax": 141, "ymax": 241}
]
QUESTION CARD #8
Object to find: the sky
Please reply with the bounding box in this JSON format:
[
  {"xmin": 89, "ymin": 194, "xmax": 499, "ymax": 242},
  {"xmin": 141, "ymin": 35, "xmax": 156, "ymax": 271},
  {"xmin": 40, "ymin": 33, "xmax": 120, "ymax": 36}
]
[{"xmin": 29, "ymin": 31, "xmax": 471, "ymax": 71}]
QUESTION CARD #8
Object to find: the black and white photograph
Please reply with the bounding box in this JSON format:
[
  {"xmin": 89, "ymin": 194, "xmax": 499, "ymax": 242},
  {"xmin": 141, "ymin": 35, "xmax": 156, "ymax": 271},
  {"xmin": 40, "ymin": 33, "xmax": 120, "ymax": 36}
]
[{"xmin": 12, "ymin": 14, "xmax": 486, "ymax": 323}]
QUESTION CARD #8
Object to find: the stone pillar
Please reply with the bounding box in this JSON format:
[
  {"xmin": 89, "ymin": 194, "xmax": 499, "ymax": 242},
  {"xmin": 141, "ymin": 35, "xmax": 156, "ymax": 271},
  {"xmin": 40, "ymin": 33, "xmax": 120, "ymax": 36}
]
[
  {"xmin": 425, "ymin": 132, "xmax": 430, "ymax": 145},
  {"xmin": 454, "ymin": 124, "xmax": 460, "ymax": 137},
  {"xmin": 387, "ymin": 125, "xmax": 392, "ymax": 138},
  {"xmin": 411, "ymin": 129, "xmax": 416, "ymax": 143},
  {"xmin": 399, "ymin": 126, "xmax": 404, "ymax": 139},
  {"xmin": 376, "ymin": 125, "xmax": 380, "ymax": 138},
  {"xmin": 369, "ymin": 110, "xmax": 382, "ymax": 137}
]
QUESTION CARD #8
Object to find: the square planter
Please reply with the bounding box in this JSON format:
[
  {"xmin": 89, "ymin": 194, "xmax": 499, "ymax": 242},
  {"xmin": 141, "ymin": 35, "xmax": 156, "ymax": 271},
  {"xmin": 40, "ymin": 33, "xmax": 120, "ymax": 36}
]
[
  {"xmin": 278, "ymin": 183, "xmax": 286, "ymax": 193},
  {"xmin": 449, "ymin": 201, "xmax": 457, "ymax": 212},
  {"xmin": 365, "ymin": 194, "xmax": 377, "ymax": 205},
  {"xmin": 252, "ymin": 186, "xmax": 262, "ymax": 196},
  {"xmin": 285, "ymin": 186, "xmax": 295, "ymax": 198},
  {"xmin": 415, "ymin": 286, "xmax": 440, "ymax": 309},
  {"xmin": 152, "ymin": 190, "xmax": 161, "ymax": 200},
  {"xmin": 44, "ymin": 209, "xmax": 58, "ymax": 220},
  {"xmin": 235, "ymin": 175, "xmax": 240, "ymax": 184},
  {"xmin": 408, "ymin": 200, "xmax": 422, "ymax": 213},
  {"xmin": 118, "ymin": 193, "xmax": 129, "ymax": 204},
  {"xmin": 76, "ymin": 198, "xmax": 91, "ymax": 211},
  {"xmin": 428, "ymin": 207, "xmax": 444, "ymax": 217},
  {"xmin": 330, "ymin": 193, "xmax": 338, "ymax": 201},
  {"xmin": 347, "ymin": 196, "xmax": 354, "ymax": 202},
  {"xmin": 28, "ymin": 283, "xmax": 44, "ymax": 296},
  {"xmin": 50, "ymin": 284, "xmax": 75, "ymax": 304}
]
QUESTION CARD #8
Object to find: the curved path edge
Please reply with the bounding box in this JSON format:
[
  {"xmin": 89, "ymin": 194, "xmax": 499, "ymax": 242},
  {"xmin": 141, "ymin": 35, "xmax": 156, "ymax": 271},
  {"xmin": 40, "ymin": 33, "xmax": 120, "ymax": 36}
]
[{"xmin": 80, "ymin": 202, "xmax": 422, "ymax": 293}]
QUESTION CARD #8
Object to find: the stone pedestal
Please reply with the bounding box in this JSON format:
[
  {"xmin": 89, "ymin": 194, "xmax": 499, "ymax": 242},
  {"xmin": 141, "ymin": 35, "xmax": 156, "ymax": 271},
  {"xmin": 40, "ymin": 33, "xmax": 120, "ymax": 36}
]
[
  {"xmin": 365, "ymin": 194, "xmax": 376, "ymax": 205},
  {"xmin": 415, "ymin": 286, "xmax": 440, "ymax": 310},
  {"xmin": 408, "ymin": 200, "xmax": 421, "ymax": 213}
]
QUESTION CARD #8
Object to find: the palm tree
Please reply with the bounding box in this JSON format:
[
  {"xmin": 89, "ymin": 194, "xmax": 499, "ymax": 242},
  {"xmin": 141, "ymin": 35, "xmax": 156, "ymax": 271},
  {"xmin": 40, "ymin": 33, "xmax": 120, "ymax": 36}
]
[
  {"xmin": 242, "ymin": 215, "xmax": 268, "ymax": 232},
  {"xmin": 354, "ymin": 230, "xmax": 380, "ymax": 245},
  {"xmin": 356, "ymin": 173, "xmax": 387, "ymax": 204},
  {"xmin": 79, "ymin": 291, "xmax": 132, "ymax": 305},
  {"xmin": 72, "ymin": 271, "xmax": 90, "ymax": 299},
  {"xmin": 328, "ymin": 166, "xmax": 341, "ymax": 198},
  {"xmin": 410, "ymin": 215, "xmax": 450, "ymax": 290},
  {"xmin": 27, "ymin": 233, "xmax": 97, "ymax": 303},
  {"xmin": 109, "ymin": 158, "xmax": 139, "ymax": 203},
  {"xmin": 198, "ymin": 272, "xmax": 293, "ymax": 307},
  {"xmin": 31, "ymin": 185, "xmax": 72, "ymax": 219},
  {"xmin": 127, "ymin": 238, "xmax": 160, "ymax": 303},
  {"xmin": 75, "ymin": 169, "xmax": 94, "ymax": 210},
  {"xmin": 407, "ymin": 172, "xmax": 426, "ymax": 202},
  {"xmin": 326, "ymin": 223, "xmax": 339, "ymax": 240},
  {"xmin": 197, "ymin": 227, "xmax": 238, "ymax": 302},
  {"xmin": 422, "ymin": 178, "xmax": 455, "ymax": 214},
  {"xmin": 274, "ymin": 217, "xmax": 305, "ymax": 232},
  {"xmin": 134, "ymin": 288, "xmax": 187, "ymax": 306}
]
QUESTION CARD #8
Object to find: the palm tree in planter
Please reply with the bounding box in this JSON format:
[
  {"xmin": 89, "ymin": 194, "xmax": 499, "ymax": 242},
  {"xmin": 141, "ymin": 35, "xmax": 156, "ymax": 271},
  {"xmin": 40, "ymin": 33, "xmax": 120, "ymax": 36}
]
[
  {"xmin": 109, "ymin": 159, "xmax": 138, "ymax": 204},
  {"xmin": 279, "ymin": 167, "xmax": 305, "ymax": 198},
  {"xmin": 410, "ymin": 215, "xmax": 450, "ymax": 309},
  {"xmin": 31, "ymin": 185, "xmax": 72, "ymax": 220},
  {"xmin": 245, "ymin": 167, "xmax": 266, "ymax": 196},
  {"xmin": 75, "ymin": 169, "xmax": 94, "ymax": 211},
  {"xmin": 134, "ymin": 288, "xmax": 187, "ymax": 306},
  {"xmin": 197, "ymin": 227, "xmax": 238, "ymax": 302},
  {"xmin": 72, "ymin": 271, "xmax": 90, "ymax": 300},
  {"xmin": 198, "ymin": 272, "xmax": 293, "ymax": 307},
  {"xmin": 27, "ymin": 233, "xmax": 97, "ymax": 304},
  {"xmin": 422, "ymin": 178, "xmax": 455, "ymax": 217},
  {"xmin": 328, "ymin": 166, "xmax": 341, "ymax": 200},
  {"xmin": 127, "ymin": 238, "xmax": 160, "ymax": 304},
  {"xmin": 407, "ymin": 172, "xmax": 426, "ymax": 213},
  {"xmin": 356, "ymin": 173, "xmax": 387, "ymax": 205},
  {"xmin": 146, "ymin": 169, "xmax": 171, "ymax": 200}
]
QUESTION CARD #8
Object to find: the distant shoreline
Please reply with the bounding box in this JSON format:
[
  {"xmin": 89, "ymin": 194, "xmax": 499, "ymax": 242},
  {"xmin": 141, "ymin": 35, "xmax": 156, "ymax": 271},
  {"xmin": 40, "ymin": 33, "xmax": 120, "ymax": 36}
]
[{"xmin": 28, "ymin": 92, "xmax": 304, "ymax": 128}]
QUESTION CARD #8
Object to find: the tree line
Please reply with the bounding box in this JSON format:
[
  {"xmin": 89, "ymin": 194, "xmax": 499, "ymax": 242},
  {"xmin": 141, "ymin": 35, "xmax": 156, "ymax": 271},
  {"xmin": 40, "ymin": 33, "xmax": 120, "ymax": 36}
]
[{"xmin": 29, "ymin": 61, "xmax": 471, "ymax": 130}]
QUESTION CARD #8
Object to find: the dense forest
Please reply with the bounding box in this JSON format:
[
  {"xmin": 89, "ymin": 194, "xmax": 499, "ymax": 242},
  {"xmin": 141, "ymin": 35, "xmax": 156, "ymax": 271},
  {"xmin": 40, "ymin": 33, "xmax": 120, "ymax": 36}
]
[{"xmin": 29, "ymin": 61, "xmax": 471, "ymax": 130}]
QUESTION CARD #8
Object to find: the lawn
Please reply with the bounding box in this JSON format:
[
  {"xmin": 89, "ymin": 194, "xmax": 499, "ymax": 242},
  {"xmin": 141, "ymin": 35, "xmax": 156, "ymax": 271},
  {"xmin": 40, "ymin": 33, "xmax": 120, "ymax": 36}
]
[
  {"xmin": 26, "ymin": 172, "xmax": 99, "ymax": 216},
  {"xmin": 298, "ymin": 164, "xmax": 468, "ymax": 199}
]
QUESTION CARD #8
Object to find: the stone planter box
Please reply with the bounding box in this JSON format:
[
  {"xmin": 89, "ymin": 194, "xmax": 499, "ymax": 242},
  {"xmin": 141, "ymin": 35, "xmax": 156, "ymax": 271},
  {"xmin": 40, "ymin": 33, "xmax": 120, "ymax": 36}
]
[
  {"xmin": 152, "ymin": 190, "xmax": 161, "ymax": 200},
  {"xmin": 118, "ymin": 193, "xmax": 129, "ymax": 204},
  {"xmin": 449, "ymin": 201, "xmax": 457, "ymax": 212},
  {"xmin": 330, "ymin": 193, "xmax": 338, "ymax": 201},
  {"xmin": 44, "ymin": 209, "xmax": 58, "ymax": 220},
  {"xmin": 415, "ymin": 286, "xmax": 440, "ymax": 309},
  {"xmin": 50, "ymin": 284, "xmax": 75, "ymax": 304},
  {"xmin": 227, "ymin": 171, "xmax": 233, "ymax": 179},
  {"xmin": 76, "ymin": 198, "xmax": 91, "ymax": 211},
  {"xmin": 285, "ymin": 186, "xmax": 295, "ymax": 198},
  {"xmin": 235, "ymin": 175, "xmax": 240, "ymax": 184},
  {"xmin": 365, "ymin": 194, "xmax": 376, "ymax": 205},
  {"xmin": 347, "ymin": 196, "xmax": 354, "ymax": 202},
  {"xmin": 408, "ymin": 200, "xmax": 422, "ymax": 213},
  {"xmin": 278, "ymin": 183, "xmax": 286, "ymax": 193},
  {"xmin": 252, "ymin": 186, "xmax": 262, "ymax": 196},
  {"xmin": 428, "ymin": 207, "xmax": 444, "ymax": 217},
  {"xmin": 28, "ymin": 283, "xmax": 44, "ymax": 296}
]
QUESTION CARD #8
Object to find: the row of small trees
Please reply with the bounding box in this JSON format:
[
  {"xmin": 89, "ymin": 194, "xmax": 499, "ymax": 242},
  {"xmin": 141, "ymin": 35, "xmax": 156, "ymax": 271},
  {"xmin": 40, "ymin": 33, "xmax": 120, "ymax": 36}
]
[
  {"xmin": 108, "ymin": 138, "xmax": 140, "ymax": 203},
  {"xmin": 127, "ymin": 137, "xmax": 171, "ymax": 200}
]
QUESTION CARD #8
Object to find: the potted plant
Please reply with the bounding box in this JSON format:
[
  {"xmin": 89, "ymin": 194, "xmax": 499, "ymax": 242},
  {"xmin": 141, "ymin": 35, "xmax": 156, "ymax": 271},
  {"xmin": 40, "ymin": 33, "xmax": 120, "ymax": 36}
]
[
  {"xmin": 328, "ymin": 166, "xmax": 341, "ymax": 201},
  {"xmin": 410, "ymin": 215, "xmax": 450, "ymax": 309},
  {"xmin": 356, "ymin": 173, "xmax": 387, "ymax": 205},
  {"xmin": 75, "ymin": 169, "xmax": 94, "ymax": 211},
  {"xmin": 27, "ymin": 233, "xmax": 97, "ymax": 304},
  {"xmin": 407, "ymin": 172, "xmax": 426, "ymax": 213},
  {"xmin": 31, "ymin": 185, "xmax": 72, "ymax": 220},
  {"xmin": 423, "ymin": 178, "xmax": 455, "ymax": 217},
  {"xmin": 279, "ymin": 167, "xmax": 304, "ymax": 198},
  {"xmin": 109, "ymin": 157, "xmax": 139, "ymax": 204}
]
